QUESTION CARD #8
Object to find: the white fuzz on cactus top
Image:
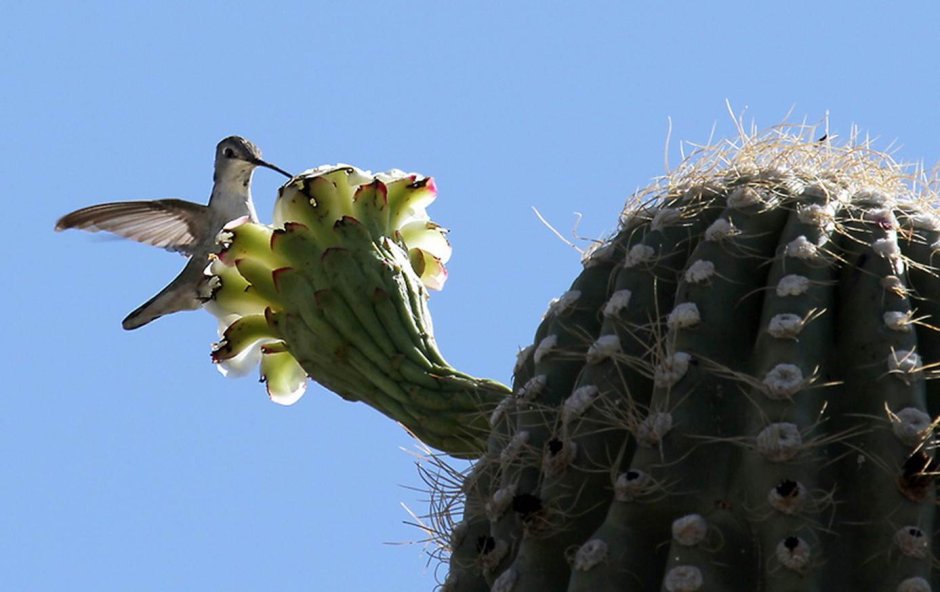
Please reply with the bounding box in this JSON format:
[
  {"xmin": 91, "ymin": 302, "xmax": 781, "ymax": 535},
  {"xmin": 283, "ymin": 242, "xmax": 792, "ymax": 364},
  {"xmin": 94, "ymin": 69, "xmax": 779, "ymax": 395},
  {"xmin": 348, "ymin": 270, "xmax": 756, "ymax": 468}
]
[
  {"xmin": 776, "ymin": 274, "xmax": 811, "ymax": 297},
  {"xmin": 603, "ymin": 289, "xmax": 632, "ymax": 317},
  {"xmin": 586, "ymin": 334, "xmax": 621, "ymax": 364},
  {"xmin": 651, "ymin": 207, "xmax": 681, "ymax": 231},
  {"xmin": 663, "ymin": 565, "xmax": 704, "ymax": 592},
  {"xmin": 516, "ymin": 374, "xmax": 547, "ymax": 401},
  {"xmin": 489, "ymin": 397, "xmax": 512, "ymax": 427},
  {"xmin": 615, "ymin": 469, "xmax": 652, "ymax": 502},
  {"xmin": 888, "ymin": 349, "xmax": 922, "ymax": 376},
  {"xmin": 573, "ymin": 539, "xmax": 608, "ymax": 571},
  {"xmin": 623, "ymin": 243, "xmax": 656, "ymax": 268},
  {"xmin": 704, "ymin": 217, "xmax": 737, "ymax": 241},
  {"xmin": 889, "ymin": 407, "xmax": 933, "ymax": 447},
  {"xmin": 499, "ymin": 430, "xmax": 530, "ymax": 464},
  {"xmin": 775, "ymin": 537, "xmax": 811, "ymax": 573},
  {"xmin": 894, "ymin": 526, "xmax": 929, "ymax": 559},
  {"xmin": 757, "ymin": 422, "xmax": 803, "ymax": 462},
  {"xmin": 884, "ymin": 310, "xmax": 914, "ymax": 332},
  {"xmin": 727, "ymin": 185, "xmax": 767, "ymax": 209},
  {"xmin": 908, "ymin": 212, "xmax": 940, "ymax": 231},
  {"xmin": 534, "ymin": 334, "xmax": 558, "ymax": 364},
  {"xmin": 767, "ymin": 479, "xmax": 809, "ymax": 515},
  {"xmin": 562, "ymin": 385, "xmax": 599, "ymax": 422},
  {"xmin": 486, "ymin": 485, "xmax": 516, "ymax": 520},
  {"xmin": 767, "ymin": 313, "xmax": 805, "ymax": 339},
  {"xmin": 796, "ymin": 203, "xmax": 837, "ymax": 228},
  {"xmin": 514, "ymin": 344, "xmax": 535, "ymax": 373},
  {"xmin": 667, "ymin": 302, "xmax": 701, "ymax": 329},
  {"xmin": 545, "ymin": 289, "xmax": 581, "ymax": 318},
  {"xmin": 684, "ymin": 260, "xmax": 715, "ymax": 284},
  {"xmin": 896, "ymin": 577, "xmax": 932, "ymax": 592},
  {"xmin": 762, "ymin": 363, "xmax": 806, "ymax": 400},
  {"xmin": 784, "ymin": 235, "xmax": 820, "ymax": 259},
  {"xmin": 654, "ymin": 351, "xmax": 691, "ymax": 387},
  {"xmin": 671, "ymin": 514, "xmax": 708, "ymax": 546}
]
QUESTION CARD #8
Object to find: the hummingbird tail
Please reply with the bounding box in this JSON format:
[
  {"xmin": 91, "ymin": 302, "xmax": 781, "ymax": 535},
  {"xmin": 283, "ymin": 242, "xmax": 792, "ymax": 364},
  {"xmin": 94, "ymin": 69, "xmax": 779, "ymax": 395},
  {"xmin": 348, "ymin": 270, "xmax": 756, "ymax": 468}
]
[
  {"xmin": 121, "ymin": 259, "xmax": 207, "ymax": 330},
  {"xmin": 121, "ymin": 289, "xmax": 201, "ymax": 330},
  {"xmin": 122, "ymin": 296, "xmax": 166, "ymax": 330}
]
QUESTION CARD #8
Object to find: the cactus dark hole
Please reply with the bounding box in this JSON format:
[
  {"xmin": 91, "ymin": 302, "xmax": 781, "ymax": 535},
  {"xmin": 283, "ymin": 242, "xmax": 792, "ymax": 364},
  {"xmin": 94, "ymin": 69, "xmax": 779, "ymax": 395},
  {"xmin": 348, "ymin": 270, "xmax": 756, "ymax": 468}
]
[
  {"xmin": 784, "ymin": 536, "xmax": 800, "ymax": 550},
  {"xmin": 476, "ymin": 536, "xmax": 496, "ymax": 555},
  {"xmin": 547, "ymin": 438, "xmax": 564, "ymax": 456},
  {"xmin": 899, "ymin": 451, "xmax": 937, "ymax": 502},
  {"xmin": 512, "ymin": 493, "xmax": 543, "ymax": 521},
  {"xmin": 902, "ymin": 451, "xmax": 935, "ymax": 477},
  {"xmin": 776, "ymin": 479, "xmax": 799, "ymax": 498},
  {"xmin": 625, "ymin": 469, "xmax": 641, "ymax": 480}
]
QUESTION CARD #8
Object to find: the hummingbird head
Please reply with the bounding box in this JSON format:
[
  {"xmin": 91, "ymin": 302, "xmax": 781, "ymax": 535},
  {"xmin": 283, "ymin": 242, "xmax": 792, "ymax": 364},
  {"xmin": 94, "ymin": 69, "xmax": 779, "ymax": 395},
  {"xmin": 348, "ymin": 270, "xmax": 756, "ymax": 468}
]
[{"xmin": 214, "ymin": 136, "xmax": 292, "ymax": 183}]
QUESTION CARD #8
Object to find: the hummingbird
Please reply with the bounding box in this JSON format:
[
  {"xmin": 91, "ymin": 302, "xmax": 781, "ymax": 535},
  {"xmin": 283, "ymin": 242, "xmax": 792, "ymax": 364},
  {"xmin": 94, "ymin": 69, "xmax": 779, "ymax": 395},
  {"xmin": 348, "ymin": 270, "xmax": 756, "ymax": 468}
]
[{"xmin": 56, "ymin": 136, "xmax": 292, "ymax": 330}]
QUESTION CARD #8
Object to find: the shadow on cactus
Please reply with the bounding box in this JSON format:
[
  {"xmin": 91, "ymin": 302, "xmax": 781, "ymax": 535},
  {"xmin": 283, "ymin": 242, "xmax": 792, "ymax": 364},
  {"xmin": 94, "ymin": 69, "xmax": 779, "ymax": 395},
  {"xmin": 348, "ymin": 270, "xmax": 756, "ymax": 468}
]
[{"xmin": 203, "ymin": 125, "xmax": 940, "ymax": 591}]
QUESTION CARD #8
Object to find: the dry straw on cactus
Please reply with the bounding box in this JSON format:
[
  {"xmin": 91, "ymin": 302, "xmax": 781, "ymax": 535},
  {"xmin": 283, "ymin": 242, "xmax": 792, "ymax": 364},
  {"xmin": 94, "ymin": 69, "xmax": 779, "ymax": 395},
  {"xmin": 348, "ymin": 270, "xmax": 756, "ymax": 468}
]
[{"xmin": 205, "ymin": 122, "xmax": 940, "ymax": 591}]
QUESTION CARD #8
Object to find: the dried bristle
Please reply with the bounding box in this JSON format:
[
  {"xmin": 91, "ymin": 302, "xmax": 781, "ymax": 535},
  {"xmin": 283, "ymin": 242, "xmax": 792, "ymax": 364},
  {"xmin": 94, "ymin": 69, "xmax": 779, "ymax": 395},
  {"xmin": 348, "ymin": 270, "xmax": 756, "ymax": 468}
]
[
  {"xmin": 619, "ymin": 122, "xmax": 939, "ymax": 227},
  {"xmin": 436, "ymin": 123, "xmax": 940, "ymax": 592}
]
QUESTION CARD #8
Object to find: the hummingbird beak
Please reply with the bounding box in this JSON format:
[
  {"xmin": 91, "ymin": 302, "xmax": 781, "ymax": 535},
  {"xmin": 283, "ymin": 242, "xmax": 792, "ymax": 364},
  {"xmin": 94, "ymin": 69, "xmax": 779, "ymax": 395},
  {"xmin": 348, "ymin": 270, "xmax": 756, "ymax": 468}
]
[{"xmin": 251, "ymin": 158, "xmax": 293, "ymax": 179}]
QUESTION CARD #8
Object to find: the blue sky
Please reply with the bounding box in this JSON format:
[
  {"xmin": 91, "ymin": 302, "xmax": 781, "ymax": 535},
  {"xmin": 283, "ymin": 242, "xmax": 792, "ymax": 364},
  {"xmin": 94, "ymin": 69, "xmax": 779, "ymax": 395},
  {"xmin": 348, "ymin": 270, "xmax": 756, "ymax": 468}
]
[{"xmin": 4, "ymin": 2, "xmax": 940, "ymax": 590}]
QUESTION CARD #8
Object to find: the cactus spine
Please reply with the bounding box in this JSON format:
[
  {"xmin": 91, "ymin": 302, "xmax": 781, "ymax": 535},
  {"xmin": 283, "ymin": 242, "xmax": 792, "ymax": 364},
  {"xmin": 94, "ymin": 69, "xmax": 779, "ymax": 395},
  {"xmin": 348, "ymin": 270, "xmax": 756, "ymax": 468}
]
[{"xmin": 203, "ymin": 127, "xmax": 940, "ymax": 590}]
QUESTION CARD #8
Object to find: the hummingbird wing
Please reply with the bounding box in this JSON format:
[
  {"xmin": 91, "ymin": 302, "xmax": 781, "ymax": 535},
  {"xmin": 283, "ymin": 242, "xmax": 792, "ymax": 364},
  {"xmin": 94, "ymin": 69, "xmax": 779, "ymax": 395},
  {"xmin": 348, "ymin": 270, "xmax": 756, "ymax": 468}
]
[{"xmin": 55, "ymin": 199, "xmax": 210, "ymax": 255}]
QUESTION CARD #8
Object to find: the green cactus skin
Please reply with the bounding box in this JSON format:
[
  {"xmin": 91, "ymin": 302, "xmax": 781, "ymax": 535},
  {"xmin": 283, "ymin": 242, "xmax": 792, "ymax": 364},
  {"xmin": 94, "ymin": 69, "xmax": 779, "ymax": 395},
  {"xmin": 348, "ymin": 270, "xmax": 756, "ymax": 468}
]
[
  {"xmin": 201, "ymin": 129, "xmax": 940, "ymax": 590},
  {"xmin": 441, "ymin": 131, "xmax": 940, "ymax": 591}
]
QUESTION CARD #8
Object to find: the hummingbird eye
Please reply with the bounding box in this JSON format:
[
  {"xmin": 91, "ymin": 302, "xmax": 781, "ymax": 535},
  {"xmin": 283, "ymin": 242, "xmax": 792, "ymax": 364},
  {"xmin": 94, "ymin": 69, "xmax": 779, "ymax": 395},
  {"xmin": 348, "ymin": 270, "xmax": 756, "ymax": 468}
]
[{"xmin": 222, "ymin": 147, "xmax": 235, "ymax": 158}]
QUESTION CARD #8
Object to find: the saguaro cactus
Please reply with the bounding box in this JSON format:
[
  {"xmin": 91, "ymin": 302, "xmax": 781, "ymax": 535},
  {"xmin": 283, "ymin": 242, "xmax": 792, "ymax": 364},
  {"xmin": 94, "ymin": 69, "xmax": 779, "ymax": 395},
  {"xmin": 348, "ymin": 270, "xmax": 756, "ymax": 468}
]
[{"xmin": 203, "ymin": 127, "xmax": 940, "ymax": 590}]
